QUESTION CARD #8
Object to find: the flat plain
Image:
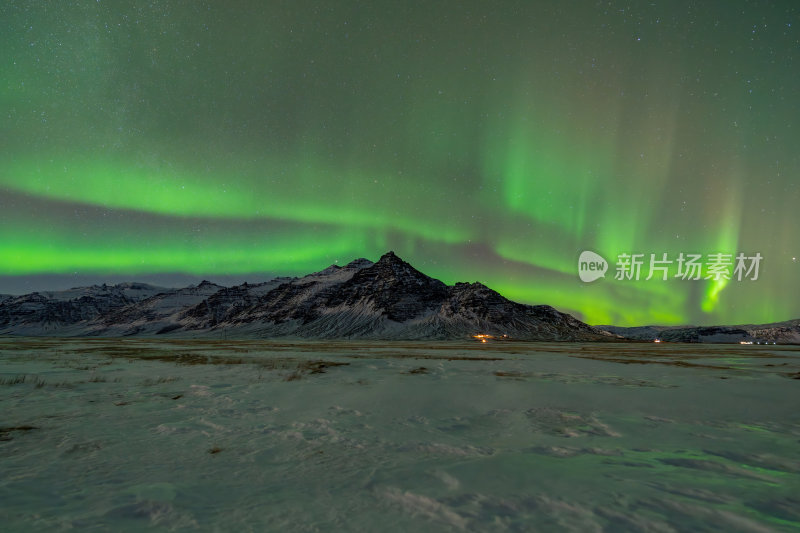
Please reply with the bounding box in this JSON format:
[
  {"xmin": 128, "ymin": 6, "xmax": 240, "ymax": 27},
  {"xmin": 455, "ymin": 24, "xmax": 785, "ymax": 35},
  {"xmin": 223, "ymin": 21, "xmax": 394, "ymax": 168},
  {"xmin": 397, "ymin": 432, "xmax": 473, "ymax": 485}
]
[{"xmin": 1, "ymin": 338, "xmax": 799, "ymax": 532}]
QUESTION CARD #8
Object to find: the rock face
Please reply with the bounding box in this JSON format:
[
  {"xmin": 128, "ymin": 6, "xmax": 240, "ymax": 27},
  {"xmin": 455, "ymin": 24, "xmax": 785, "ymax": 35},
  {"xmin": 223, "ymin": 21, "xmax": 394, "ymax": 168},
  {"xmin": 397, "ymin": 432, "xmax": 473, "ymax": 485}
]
[{"xmin": 0, "ymin": 252, "xmax": 616, "ymax": 341}]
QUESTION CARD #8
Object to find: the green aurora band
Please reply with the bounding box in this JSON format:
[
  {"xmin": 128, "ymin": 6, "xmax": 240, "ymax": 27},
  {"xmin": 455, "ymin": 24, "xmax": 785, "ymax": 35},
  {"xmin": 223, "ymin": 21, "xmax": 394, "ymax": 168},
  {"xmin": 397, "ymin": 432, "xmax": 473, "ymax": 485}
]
[{"xmin": 1, "ymin": 1, "xmax": 798, "ymax": 326}]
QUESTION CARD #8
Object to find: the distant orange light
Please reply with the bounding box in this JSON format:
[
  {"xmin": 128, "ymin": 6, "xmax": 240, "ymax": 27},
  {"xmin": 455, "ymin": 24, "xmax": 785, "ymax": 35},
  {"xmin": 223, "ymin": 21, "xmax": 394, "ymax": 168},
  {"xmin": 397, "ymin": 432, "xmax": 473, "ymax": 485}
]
[{"xmin": 481, "ymin": 338, "xmax": 487, "ymax": 343}]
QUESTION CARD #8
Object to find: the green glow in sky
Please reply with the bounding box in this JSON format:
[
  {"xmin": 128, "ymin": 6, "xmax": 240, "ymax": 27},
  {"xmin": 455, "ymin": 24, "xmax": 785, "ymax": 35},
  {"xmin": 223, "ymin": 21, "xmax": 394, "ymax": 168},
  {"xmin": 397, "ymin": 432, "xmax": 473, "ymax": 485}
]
[{"xmin": 1, "ymin": 1, "xmax": 798, "ymax": 326}]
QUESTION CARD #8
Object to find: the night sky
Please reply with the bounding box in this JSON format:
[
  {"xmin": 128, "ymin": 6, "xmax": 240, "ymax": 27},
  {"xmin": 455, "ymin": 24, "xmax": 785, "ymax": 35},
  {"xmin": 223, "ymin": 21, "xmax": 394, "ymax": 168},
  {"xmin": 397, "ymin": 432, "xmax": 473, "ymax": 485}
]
[{"xmin": 1, "ymin": 1, "xmax": 798, "ymax": 326}]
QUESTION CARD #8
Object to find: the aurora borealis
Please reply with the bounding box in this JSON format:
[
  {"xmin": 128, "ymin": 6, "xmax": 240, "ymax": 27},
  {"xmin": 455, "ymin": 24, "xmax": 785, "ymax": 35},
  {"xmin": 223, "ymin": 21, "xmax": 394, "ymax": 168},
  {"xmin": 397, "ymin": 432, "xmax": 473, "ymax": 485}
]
[{"xmin": 1, "ymin": 1, "xmax": 798, "ymax": 326}]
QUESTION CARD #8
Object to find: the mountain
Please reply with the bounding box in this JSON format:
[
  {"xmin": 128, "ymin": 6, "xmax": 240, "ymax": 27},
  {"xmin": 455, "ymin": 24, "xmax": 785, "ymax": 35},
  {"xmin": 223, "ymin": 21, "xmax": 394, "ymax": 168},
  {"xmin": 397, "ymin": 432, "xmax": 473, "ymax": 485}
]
[
  {"xmin": 0, "ymin": 252, "xmax": 614, "ymax": 341},
  {"xmin": 95, "ymin": 280, "xmax": 227, "ymax": 337},
  {"xmin": 598, "ymin": 320, "xmax": 800, "ymax": 344},
  {"xmin": 0, "ymin": 282, "xmax": 167, "ymax": 336}
]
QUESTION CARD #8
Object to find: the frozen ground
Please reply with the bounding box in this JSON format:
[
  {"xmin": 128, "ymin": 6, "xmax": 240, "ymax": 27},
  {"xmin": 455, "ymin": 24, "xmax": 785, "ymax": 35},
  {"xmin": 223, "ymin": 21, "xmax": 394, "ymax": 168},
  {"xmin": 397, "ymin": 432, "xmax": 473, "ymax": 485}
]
[{"xmin": 1, "ymin": 338, "xmax": 799, "ymax": 532}]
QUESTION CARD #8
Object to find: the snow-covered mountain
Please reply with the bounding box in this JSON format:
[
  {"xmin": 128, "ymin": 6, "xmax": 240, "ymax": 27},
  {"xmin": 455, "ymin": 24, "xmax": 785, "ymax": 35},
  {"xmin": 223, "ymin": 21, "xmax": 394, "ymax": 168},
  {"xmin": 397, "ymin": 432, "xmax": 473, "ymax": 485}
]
[
  {"xmin": 93, "ymin": 280, "xmax": 227, "ymax": 337},
  {"xmin": 0, "ymin": 252, "xmax": 615, "ymax": 341},
  {"xmin": 0, "ymin": 282, "xmax": 167, "ymax": 336}
]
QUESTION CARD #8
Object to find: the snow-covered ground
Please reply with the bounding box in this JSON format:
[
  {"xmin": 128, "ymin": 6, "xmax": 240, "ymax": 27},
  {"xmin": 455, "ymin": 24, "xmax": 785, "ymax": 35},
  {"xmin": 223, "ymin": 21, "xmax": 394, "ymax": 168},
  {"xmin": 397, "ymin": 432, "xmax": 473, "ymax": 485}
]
[{"xmin": 1, "ymin": 338, "xmax": 798, "ymax": 532}]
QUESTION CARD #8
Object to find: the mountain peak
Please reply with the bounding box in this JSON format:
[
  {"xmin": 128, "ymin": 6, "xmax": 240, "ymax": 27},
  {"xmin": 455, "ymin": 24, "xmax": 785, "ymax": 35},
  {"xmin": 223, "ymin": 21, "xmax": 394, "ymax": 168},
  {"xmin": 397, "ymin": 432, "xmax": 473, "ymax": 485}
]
[
  {"xmin": 369, "ymin": 252, "xmax": 428, "ymax": 280},
  {"xmin": 344, "ymin": 258, "xmax": 373, "ymax": 269},
  {"xmin": 377, "ymin": 250, "xmax": 403, "ymax": 264},
  {"xmin": 315, "ymin": 264, "xmax": 342, "ymax": 276}
]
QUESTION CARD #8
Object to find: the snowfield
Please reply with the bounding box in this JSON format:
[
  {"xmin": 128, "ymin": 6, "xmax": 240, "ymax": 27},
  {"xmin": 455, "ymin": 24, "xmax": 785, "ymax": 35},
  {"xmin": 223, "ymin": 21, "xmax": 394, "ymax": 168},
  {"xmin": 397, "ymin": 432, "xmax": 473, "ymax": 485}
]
[{"xmin": 1, "ymin": 338, "xmax": 799, "ymax": 532}]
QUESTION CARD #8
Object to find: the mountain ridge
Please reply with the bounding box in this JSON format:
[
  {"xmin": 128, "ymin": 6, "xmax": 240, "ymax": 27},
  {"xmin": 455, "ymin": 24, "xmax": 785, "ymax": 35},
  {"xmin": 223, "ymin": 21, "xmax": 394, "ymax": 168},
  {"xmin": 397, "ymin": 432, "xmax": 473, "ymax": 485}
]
[
  {"xmin": 597, "ymin": 321, "xmax": 800, "ymax": 344},
  {"xmin": 0, "ymin": 252, "xmax": 614, "ymax": 341},
  {"xmin": 3, "ymin": 252, "xmax": 794, "ymax": 342}
]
